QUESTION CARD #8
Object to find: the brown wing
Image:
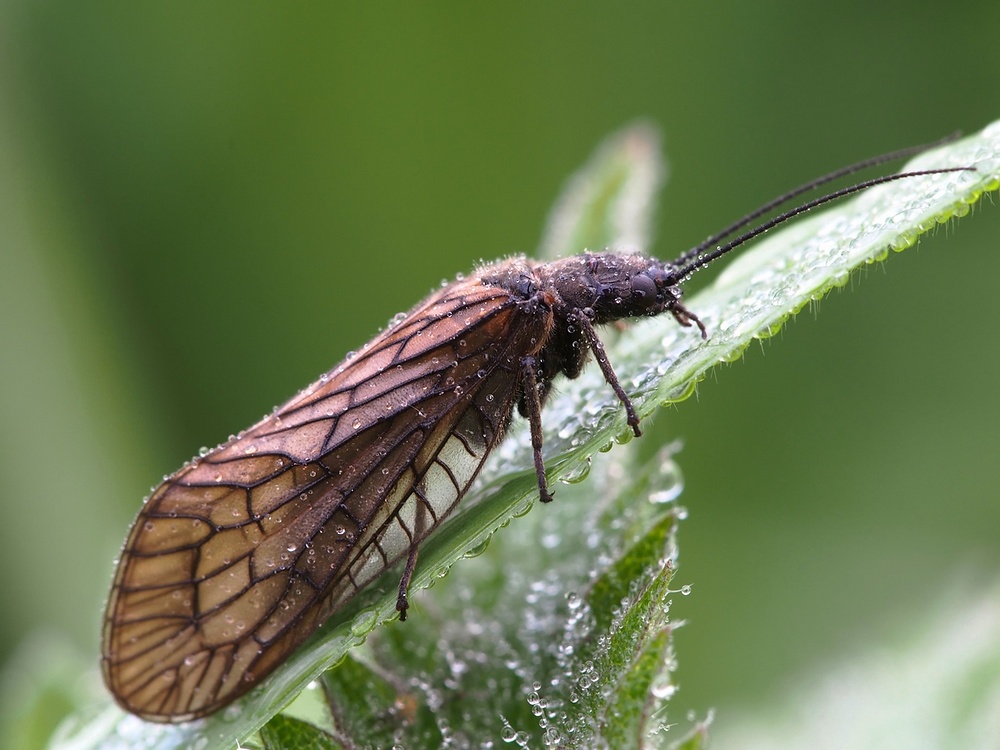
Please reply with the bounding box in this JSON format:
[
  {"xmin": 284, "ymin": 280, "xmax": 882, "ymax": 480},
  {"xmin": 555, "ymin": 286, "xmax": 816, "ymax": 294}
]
[{"xmin": 102, "ymin": 277, "xmax": 553, "ymax": 721}]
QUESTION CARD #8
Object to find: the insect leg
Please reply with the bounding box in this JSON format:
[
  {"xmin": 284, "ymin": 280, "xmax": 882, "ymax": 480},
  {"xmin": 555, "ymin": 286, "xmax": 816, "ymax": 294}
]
[
  {"xmin": 521, "ymin": 356, "xmax": 554, "ymax": 503},
  {"xmin": 669, "ymin": 302, "xmax": 708, "ymax": 339},
  {"xmin": 570, "ymin": 310, "xmax": 643, "ymax": 437},
  {"xmin": 396, "ymin": 544, "xmax": 417, "ymax": 621},
  {"xmin": 396, "ymin": 495, "xmax": 433, "ymax": 620}
]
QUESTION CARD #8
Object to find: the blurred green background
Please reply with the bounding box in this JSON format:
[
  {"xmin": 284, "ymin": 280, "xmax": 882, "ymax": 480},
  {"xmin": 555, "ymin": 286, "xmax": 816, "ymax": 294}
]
[{"xmin": 2, "ymin": 0, "xmax": 999, "ymax": 739}]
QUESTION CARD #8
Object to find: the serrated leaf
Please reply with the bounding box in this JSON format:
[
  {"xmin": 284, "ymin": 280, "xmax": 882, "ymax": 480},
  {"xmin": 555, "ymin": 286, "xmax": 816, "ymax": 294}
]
[
  {"xmin": 259, "ymin": 714, "xmax": 339, "ymax": 750},
  {"xmin": 318, "ymin": 440, "xmax": 689, "ymax": 748},
  {"xmin": 320, "ymin": 652, "xmax": 442, "ymax": 748},
  {"xmin": 570, "ymin": 499, "xmax": 682, "ymax": 746}
]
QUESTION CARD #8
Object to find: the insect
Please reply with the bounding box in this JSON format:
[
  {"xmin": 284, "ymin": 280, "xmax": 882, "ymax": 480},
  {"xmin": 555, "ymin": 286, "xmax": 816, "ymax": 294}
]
[{"xmin": 102, "ymin": 140, "xmax": 969, "ymax": 722}]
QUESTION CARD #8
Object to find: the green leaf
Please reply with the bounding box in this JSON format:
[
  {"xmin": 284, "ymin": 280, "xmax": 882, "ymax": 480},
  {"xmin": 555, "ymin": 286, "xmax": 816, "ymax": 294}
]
[
  {"xmin": 538, "ymin": 120, "xmax": 665, "ymax": 259},
  {"xmin": 259, "ymin": 714, "xmax": 339, "ymax": 750},
  {"xmin": 320, "ymin": 652, "xmax": 443, "ymax": 748},
  {"xmin": 316, "ymin": 440, "xmax": 689, "ymax": 748},
  {"xmin": 52, "ymin": 119, "xmax": 1000, "ymax": 749},
  {"xmin": 710, "ymin": 586, "xmax": 1000, "ymax": 749}
]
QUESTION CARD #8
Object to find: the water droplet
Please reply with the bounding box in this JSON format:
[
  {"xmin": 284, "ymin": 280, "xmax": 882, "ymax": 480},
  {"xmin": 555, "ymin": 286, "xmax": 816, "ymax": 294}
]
[
  {"xmin": 558, "ymin": 456, "xmax": 592, "ymax": 484},
  {"xmin": 512, "ymin": 498, "xmax": 533, "ymax": 517},
  {"xmin": 463, "ymin": 538, "xmax": 491, "ymax": 558},
  {"xmin": 350, "ymin": 608, "xmax": 379, "ymax": 637},
  {"xmin": 650, "ymin": 674, "xmax": 676, "ymax": 699},
  {"xmin": 613, "ymin": 429, "xmax": 633, "ymax": 446},
  {"xmin": 648, "ymin": 445, "xmax": 685, "ymax": 504}
]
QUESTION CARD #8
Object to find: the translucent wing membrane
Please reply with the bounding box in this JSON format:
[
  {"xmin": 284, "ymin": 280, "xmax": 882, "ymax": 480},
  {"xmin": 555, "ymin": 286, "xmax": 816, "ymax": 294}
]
[{"xmin": 102, "ymin": 279, "xmax": 551, "ymax": 721}]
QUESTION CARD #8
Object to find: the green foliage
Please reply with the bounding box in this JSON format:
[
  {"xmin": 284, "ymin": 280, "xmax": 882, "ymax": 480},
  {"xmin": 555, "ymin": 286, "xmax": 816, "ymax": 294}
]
[
  {"xmin": 44, "ymin": 121, "xmax": 1000, "ymax": 749},
  {"xmin": 709, "ymin": 587, "xmax": 1000, "ymax": 749},
  {"xmin": 259, "ymin": 715, "xmax": 339, "ymax": 750}
]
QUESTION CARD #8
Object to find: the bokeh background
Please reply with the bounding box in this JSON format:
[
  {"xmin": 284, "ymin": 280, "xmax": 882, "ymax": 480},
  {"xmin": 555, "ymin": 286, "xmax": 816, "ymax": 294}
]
[{"xmin": 2, "ymin": 1, "xmax": 999, "ymax": 741}]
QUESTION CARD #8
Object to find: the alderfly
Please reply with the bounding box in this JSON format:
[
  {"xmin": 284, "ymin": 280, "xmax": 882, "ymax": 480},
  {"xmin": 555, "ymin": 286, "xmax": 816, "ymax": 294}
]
[{"xmin": 102, "ymin": 140, "xmax": 971, "ymax": 721}]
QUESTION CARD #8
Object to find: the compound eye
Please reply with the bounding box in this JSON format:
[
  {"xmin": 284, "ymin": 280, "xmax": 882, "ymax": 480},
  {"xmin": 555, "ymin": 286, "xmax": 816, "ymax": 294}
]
[{"xmin": 630, "ymin": 273, "xmax": 658, "ymax": 307}]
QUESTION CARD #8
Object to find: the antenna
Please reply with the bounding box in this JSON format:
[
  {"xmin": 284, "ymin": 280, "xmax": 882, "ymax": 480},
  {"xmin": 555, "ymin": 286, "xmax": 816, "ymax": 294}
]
[
  {"xmin": 674, "ymin": 162, "xmax": 973, "ymax": 279},
  {"xmin": 670, "ymin": 133, "xmax": 962, "ymax": 269}
]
